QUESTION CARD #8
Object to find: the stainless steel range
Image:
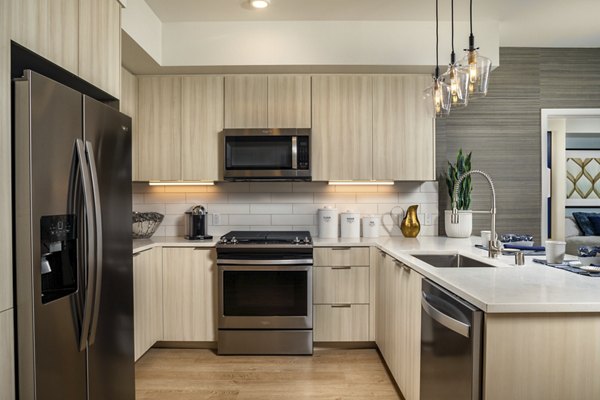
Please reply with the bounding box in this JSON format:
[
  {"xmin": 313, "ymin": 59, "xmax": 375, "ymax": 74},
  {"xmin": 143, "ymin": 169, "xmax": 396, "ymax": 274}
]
[{"xmin": 217, "ymin": 231, "xmax": 313, "ymax": 355}]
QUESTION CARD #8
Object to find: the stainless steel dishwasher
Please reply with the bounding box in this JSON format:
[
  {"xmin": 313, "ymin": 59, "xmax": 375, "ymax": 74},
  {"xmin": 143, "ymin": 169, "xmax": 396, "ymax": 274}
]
[{"xmin": 420, "ymin": 279, "xmax": 483, "ymax": 400}]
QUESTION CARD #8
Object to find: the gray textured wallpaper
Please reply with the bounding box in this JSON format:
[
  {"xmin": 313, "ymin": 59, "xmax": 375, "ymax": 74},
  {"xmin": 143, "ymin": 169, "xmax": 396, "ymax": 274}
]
[{"xmin": 436, "ymin": 47, "xmax": 600, "ymax": 240}]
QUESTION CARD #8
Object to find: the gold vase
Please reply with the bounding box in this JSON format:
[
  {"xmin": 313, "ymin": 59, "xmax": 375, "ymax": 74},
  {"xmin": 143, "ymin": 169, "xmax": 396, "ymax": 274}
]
[{"xmin": 401, "ymin": 205, "xmax": 421, "ymax": 238}]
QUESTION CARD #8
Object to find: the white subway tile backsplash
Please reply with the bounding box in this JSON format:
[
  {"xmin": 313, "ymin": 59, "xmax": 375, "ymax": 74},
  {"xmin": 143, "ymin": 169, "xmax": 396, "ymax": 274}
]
[
  {"xmin": 314, "ymin": 193, "xmax": 356, "ymax": 204},
  {"xmin": 144, "ymin": 193, "xmax": 187, "ymax": 204},
  {"xmin": 133, "ymin": 182, "xmax": 438, "ymax": 237},
  {"xmin": 250, "ymin": 204, "xmax": 293, "ymax": 214},
  {"xmin": 229, "ymin": 193, "xmax": 271, "ymax": 204},
  {"xmin": 271, "ymin": 193, "xmax": 314, "ymax": 203},
  {"xmin": 186, "ymin": 192, "xmax": 229, "ymax": 204},
  {"xmin": 133, "ymin": 204, "xmax": 166, "ymax": 214},
  {"xmin": 210, "ymin": 204, "xmax": 251, "ymax": 214},
  {"xmin": 229, "ymin": 214, "xmax": 271, "ymax": 226},
  {"xmin": 272, "ymin": 214, "xmax": 316, "ymax": 226},
  {"xmin": 356, "ymin": 193, "xmax": 398, "ymax": 204},
  {"xmin": 249, "ymin": 182, "xmax": 293, "ymax": 193}
]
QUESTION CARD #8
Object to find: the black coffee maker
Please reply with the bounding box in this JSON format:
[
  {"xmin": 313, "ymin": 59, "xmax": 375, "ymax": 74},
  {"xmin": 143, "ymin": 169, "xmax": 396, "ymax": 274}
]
[{"xmin": 185, "ymin": 205, "xmax": 213, "ymax": 240}]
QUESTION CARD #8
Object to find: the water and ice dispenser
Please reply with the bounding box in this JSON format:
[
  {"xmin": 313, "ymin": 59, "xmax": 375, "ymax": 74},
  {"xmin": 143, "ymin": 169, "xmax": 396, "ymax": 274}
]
[{"xmin": 40, "ymin": 215, "xmax": 78, "ymax": 304}]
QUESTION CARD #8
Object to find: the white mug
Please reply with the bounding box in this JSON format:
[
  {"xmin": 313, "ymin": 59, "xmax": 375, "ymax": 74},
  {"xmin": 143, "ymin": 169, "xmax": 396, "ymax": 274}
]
[
  {"xmin": 546, "ymin": 240, "xmax": 567, "ymax": 264},
  {"xmin": 480, "ymin": 230, "xmax": 497, "ymax": 246}
]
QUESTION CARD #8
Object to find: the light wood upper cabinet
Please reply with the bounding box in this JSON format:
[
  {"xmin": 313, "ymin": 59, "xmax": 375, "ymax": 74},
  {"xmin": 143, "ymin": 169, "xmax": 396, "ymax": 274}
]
[
  {"xmin": 120, "ymin": 68, "xmax": 138, "ymax": 180},
  {"xmin": 78, "ymin": 0, "xmax": 121, "ymax": 98},
  {"xmin": 373, "ymin": 75, "xmax": 435, "ymax": 180},
  {"xmin": 224, "ymin": 75, "xmax": 268, "ymax": 128},
  {"xmin": 268, "ymin": 75, "xmax": 311, "ymax": 128},
  {"xmin": 137, "ymin": 76, "xmax": 182, "ymax": 181},
  {"xmin": 312, "ymin": 75, "xmax": 373, "ymax": 181},
  {"xmin": 133, "ymin": 247, "xmax": 163, "ymax": 361},
  {"xmin": 162, "ymin": 248, "xmax": 218, "ymax": 342},
  {"xmin": 182, "ymin": 76, "xmax": 224, "ymax": 181},
  {"xmin": 10, "ymin": 0, "xmax": 79, "ymax": 74}
]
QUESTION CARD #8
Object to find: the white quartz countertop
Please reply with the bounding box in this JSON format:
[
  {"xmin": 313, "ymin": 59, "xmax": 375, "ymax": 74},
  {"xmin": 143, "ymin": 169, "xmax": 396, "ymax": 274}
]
[{"xmin": 133, "ymin": 235, "xmax": 600, "ymax": 314}]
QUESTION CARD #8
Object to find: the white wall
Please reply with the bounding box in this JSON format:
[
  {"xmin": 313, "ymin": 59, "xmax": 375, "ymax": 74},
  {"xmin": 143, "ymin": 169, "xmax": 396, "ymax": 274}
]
[
  {"xmin": 122, "ymin": 0, "xmax": 162, "ymax": 63},
  {"xmin": 133, "ymin": 182, "xmax": 439, "ymax": 238},
  {"xmin": 160, "ymin": 20, "xmax": 499, "ymax": 69}
]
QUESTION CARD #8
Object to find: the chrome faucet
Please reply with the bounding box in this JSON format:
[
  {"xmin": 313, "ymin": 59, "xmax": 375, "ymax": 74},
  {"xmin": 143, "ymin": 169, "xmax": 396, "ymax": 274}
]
[{"xmin": 451, "ymin": 170, "xmax": 502, "ymax": 258}]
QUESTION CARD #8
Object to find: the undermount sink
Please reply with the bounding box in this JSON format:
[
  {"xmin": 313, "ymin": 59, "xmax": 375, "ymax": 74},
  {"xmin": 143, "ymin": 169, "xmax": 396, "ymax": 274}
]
[{"xmin": 411, "ymin": 254, "xmax": 496, "ymax": 268}]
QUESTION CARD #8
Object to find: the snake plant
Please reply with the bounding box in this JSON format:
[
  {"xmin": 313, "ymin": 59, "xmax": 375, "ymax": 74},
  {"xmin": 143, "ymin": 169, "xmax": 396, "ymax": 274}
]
[{"xmin": 445, "ymin": 149, "xmax": 472, "ymax": 210}]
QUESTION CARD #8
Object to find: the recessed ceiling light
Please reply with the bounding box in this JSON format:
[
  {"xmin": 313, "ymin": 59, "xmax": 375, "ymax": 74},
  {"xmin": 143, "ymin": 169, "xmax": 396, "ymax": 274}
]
[{"xmin": 250, "ymin": 0, "xmax": 270, "ymax": 9}]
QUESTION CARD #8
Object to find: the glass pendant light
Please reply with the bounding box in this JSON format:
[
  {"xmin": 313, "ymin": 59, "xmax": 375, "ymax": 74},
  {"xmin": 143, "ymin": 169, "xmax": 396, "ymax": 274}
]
[
  {"xmin": 460, "ymin": 0, "xmax": 492, "ymax": 98},
  {"xmin": 424, "ymin": 0, "xmax": 451, "ymax": 117},
  {"xmin": 441, "ymin": 0, "xmax": 469, "ymax": 108}
]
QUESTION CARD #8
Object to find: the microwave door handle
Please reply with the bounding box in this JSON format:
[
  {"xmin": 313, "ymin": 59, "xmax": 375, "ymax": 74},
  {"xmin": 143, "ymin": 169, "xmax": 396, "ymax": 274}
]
[
  {"xmin": 74, "ymin": 139, "xmax": 96, "ymax": 351},
  {"xmin": 85, "ymin": 140, "xmax": 103, "ymax": 346},
  {"xmin": 292, "ymin": 136, "xmax": 298, "ymax": 169}
]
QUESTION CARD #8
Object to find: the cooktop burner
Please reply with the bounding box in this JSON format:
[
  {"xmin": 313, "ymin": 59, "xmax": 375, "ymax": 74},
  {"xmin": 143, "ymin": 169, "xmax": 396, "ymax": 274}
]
[{"xmin": 218, "ymin": 230, "xmax": 312, "ymax": 245}]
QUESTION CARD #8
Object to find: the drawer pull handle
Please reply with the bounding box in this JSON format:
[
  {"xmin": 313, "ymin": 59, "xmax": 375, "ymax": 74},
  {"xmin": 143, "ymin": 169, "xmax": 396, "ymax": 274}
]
[
  {"xmin": 403, "ymin": 265, "xmax": 411, "ymax": 273},
  {"xmin": 133, "ymin": 248, "xmax": 152, "ymax": 256},
  {"xmin": 332, "ymin": 266, "xmax": 351, "ymax": 270},
  {"xmin": 331, "ymin": 247, "xmax": 351, "ymax": 251},
  {"xmin": 331, "ymin": 304, "xmax": 352, "ymax": 308}
]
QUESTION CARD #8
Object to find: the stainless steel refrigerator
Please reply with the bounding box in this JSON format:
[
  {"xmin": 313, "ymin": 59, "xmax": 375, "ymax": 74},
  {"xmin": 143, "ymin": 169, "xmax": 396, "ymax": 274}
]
[{"xmin": 14, "ymin": 70, "xmax": 134, "ymax": 400}]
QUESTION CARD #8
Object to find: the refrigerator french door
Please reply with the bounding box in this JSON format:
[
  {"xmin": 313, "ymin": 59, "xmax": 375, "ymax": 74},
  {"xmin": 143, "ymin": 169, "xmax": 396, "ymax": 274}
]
[{"xmin": 14, "ymin": 70, "xmax": 134, "ymax": 400}]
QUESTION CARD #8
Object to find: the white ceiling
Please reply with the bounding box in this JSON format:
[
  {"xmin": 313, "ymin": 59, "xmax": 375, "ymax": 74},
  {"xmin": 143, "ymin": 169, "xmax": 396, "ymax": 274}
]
[{"xmin": 144, "ymin": 0, "xmax": 600, "ymax": 47}]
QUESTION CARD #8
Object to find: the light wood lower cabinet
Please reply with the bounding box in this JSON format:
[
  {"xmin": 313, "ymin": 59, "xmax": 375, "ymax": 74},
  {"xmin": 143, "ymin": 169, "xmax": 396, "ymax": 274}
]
[
  {"xmin": 375, "ymin": 250, "xmax": 421, "ymax": 400},
  {"xmin": 0, "ymin": 309, "xmax": 15, "ymax": 400},
  {"xmin": 133, "ymin": 247, "xmax": 163, "ymax": 361},
  {"xmin": 313, "ymin": 267, "xmax": 369, "ymax": 304},
  {"xmin": 162, "ymin": 247, "xmax": 217, "ymax": 342},
  {"xmin": 313, "ymin": 247, "xmax": 371, "ymax": 342},
  {"xmin": 314, "ymin": 304, "xmax": 369, "ymax": 342}
]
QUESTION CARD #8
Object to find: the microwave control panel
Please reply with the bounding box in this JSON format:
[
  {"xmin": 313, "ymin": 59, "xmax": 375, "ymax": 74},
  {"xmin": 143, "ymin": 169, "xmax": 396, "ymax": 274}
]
[{"xmin": 297, "ymin": 136, "xmax": 310, "ymax": 170}]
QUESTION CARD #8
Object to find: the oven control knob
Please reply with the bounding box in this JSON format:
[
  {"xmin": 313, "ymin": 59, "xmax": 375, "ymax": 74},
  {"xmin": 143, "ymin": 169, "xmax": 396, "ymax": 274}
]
[
  {"xmin": 230, "ymin": 237, "xmax": 238, "ymax": 244},
  {"xmin": 293, "ymin": 237, "xmax": 301, "ymax": 244},
  {"xmin": 303, "ymin": 237, "xmax": 311, "ymax": 244}
]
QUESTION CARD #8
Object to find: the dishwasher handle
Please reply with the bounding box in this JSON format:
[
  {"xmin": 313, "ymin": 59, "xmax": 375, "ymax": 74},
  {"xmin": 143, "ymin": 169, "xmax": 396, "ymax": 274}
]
[{"xmin": 421, "ymin": 292, "xmax": 471, "ymax": 338}]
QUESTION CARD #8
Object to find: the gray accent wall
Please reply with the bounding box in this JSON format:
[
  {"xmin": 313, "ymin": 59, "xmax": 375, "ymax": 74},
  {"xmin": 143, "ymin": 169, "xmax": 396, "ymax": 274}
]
[{"xmin": 437, "ymin": 47, "xmax": 600, "ymax": 240}]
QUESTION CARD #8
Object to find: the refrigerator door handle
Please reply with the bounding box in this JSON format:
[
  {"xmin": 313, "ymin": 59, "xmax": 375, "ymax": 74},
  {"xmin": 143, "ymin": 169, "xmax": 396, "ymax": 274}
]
[
  {"xmin": 85, "ymin": 140, "xmax": 103, "ymax": 346},
  {"xmin": 75, "ymin": 139, "xmax": 96, "ymax": 352}
]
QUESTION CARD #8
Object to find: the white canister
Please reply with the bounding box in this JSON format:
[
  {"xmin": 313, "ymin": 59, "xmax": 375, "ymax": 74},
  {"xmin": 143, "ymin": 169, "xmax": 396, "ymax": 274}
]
[
  {"xmin": 362, "ymin": 216, "xmax": 380, "ymax": 238},
  {"xmin": 340, "ymin": 211, "xmax": 361, "ymax": 239},
  {"xmin": 318, "ymin": 206, "xmax": 339, "ymax": 238}
]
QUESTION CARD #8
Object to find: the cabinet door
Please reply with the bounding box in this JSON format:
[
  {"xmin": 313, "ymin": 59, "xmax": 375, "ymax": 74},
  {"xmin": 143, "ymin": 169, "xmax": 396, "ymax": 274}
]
[
  {"xmin": 403, "ymin": 268, "xmax": 422, "ymax": 400},
  {"xmin": 137, "ymin": 76, "xmax": 182, "ymax": 181},
  {"xmin": 121, "ymin": 68, "xmax": 138, "ymax": 180},
  {"xmin": 313, "ymin": 266, "xmax": 369, "ymax": 304},
  {"xmin": 0, "ymin": 309, "xmax": 15, "ymax": 400},
  {"xmin": 224, "ymin": 75, "xmax": 268, "ymax": 128},
  {"xmin": 133, "ymin": 247, "xmax": 163, "ymax": 361},
  {"xmin": 268, "ymin": 75, "xmax": 311, "ymax": 128},
  {"xmin": 373, "ymin": 75, "xmax": 435, "ymax": 180},
  {"xmin": 312, "ymin": 75, "xmax": 373, "ymax": 180},
  {"xmin": 162, "ymin": 248, "xmax": 217, "ymax": 341},
  {"xmin": 10, "ymin": 0, "xmax": 79, "ymax": 74},
  {"xmin": 314, "ymin": 304, "xmax": 369, "ymax": 342},
  {"xmin": 78, "ymin": 0, "xmax": 121, "ymax": 97},
  {"xmin": 182, "ymin": 76, "xmax": 224, "ymax": 181}
]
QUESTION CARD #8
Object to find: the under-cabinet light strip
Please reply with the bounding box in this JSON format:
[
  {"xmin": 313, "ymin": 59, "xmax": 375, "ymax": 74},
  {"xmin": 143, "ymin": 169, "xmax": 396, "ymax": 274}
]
[
  {"xmin": 148, "ymin": 181, "xmax": 215, "ymax": 186},
  {"xmin": 328, "ymin": 181, "xmax": 395, "ymax": 186}
]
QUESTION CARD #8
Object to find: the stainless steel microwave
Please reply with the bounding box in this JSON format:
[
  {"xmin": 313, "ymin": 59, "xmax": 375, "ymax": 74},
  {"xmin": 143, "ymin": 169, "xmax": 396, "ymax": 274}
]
[{"xmin": 223, "ymin": 129, "xmax": 311, "ymax": 181}]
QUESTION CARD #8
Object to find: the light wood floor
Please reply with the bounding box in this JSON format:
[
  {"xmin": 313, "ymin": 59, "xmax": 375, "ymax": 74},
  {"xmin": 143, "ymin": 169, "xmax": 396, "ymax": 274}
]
[{"xmin": 135, "ymin": 347, "xmax": 402, "ymax": 399}]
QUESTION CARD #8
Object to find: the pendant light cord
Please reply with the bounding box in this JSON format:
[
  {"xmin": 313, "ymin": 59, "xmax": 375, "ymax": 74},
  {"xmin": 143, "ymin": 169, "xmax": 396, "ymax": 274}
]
[
  {"xmin": 450, "ymin": 0, "xmax": 455, "ymax": 63},
  {"xmin": 435, "ymin": 0, "xmax": 439, "ymax": 78},
  {"xmin": 470, "ymin": 0, "xmax": 473, "ymax": 35}
]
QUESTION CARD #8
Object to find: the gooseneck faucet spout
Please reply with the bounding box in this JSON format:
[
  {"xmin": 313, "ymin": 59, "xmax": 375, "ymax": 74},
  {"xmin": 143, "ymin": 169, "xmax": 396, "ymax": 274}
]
[{"xmin": 451, "ymin": 170, "xmax": 501, "ymax": 258}]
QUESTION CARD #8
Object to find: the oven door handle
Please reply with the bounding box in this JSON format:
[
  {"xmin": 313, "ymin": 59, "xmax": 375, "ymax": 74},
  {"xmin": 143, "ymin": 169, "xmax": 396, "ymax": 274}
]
[
  {"xmin": 217, "ymin": 259, "xmax": 313, "ymax": 266},
  {"xmin": 219, "ymin": 264, "xmax": 312, "ymax": 272}
]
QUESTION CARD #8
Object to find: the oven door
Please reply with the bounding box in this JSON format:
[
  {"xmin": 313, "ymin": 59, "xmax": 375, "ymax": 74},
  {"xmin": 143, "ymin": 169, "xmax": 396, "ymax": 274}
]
[{"xmin": 218, "ymin": 264, "xmax": 312, "ymax": 330}]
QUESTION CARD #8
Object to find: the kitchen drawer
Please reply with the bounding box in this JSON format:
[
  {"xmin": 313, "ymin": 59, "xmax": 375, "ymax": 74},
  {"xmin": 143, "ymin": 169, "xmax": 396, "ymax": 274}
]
[
  {"xmin": 313, "ymin": 266, "xmax": 369, "ymax": 304},
  {"xmin": 314, "ymin": 247, "xmax": 370, "ymax": 267},
  {"xmin": 314, "ymin": 304, "xmax": 369, "ymax": 342}
]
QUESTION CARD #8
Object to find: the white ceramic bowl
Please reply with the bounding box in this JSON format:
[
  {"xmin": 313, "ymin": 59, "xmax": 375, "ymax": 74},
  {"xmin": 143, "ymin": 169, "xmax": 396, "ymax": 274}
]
[{"xmin": 578, "ymin": 256, "xmax": 600, "ymax": 266}]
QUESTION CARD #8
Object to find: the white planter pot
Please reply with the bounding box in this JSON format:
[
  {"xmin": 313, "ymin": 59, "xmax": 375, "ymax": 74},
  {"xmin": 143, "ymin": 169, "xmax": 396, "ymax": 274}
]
[{"xmin": 444, "ymin": 210, "xmax": 473, "ymax": 238}]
